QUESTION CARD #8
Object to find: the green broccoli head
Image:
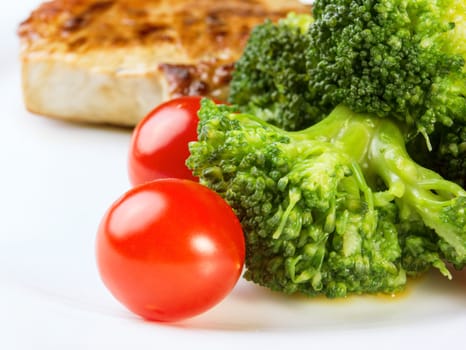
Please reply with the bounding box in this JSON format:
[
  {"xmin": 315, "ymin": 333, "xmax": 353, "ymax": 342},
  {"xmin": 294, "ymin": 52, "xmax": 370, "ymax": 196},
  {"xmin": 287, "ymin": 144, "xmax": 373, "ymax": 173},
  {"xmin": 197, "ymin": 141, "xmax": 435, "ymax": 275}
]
[
  {"xmin": 187, "ymin": 100, "xmax": 465, "ymax": 297},
  {"xmin": 229, "ymin": 13, "xmax": 319, "ymax": 131},
  {"xmin": 188, "ymin": 100, "xmax": 406, "ymax": 296},
  {"xmin": 308, "ymin": 0, "xmax": 466, "ymax": 133}
]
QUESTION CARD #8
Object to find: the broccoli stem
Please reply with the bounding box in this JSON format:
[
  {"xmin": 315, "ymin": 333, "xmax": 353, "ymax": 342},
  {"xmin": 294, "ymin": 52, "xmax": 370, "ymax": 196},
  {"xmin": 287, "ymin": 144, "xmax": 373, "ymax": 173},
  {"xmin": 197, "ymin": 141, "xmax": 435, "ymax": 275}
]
[
  {"xmin": 290, "ymin": 104, "xmax": 466, "ymax": 261},
  {"xmin": 369, "ymin": 118, "xmax": 466, "ymax": 260}
]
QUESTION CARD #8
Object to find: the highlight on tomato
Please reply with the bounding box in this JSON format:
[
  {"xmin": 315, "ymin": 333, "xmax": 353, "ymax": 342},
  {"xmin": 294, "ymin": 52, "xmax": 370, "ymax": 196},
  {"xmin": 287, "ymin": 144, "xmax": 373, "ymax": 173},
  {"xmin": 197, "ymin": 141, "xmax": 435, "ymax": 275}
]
[
  {"xmin": 128, "ymin": 96, "xmax": 209, "ymax": 186},
  {"xmin": 95, "ymin": 178, "xmax": 245, "ymax": 322}
]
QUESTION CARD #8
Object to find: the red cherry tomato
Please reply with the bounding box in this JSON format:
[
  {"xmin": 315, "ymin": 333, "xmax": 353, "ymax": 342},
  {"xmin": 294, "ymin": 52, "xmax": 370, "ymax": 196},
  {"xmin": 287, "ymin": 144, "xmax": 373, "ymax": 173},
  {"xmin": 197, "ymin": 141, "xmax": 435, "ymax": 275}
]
[
  {"xmin": 96, "ymin": 178, "xmax": 245, "ymax": 322},
  {"xmin": 128, "ymin": 96, "xmax": 204, "ymax": 185}
]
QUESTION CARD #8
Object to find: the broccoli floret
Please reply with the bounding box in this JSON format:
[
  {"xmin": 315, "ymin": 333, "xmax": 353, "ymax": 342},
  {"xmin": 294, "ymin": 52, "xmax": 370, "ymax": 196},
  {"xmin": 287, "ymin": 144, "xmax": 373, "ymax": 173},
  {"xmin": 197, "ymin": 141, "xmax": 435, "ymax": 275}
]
[
  {"xmin": 229, "ymin": 13, "xmax": 319, "ymax": 131},
  {"xmin": 229, "ymin": 0, "xmax": 466, "ymax": 185},
  {"xmin": 308, "ymin": 0, "xmax": 466, "ymax": 133},
  {"xmin": 187, "ymin": 99, "xmax": 465, "ymax": 297}
]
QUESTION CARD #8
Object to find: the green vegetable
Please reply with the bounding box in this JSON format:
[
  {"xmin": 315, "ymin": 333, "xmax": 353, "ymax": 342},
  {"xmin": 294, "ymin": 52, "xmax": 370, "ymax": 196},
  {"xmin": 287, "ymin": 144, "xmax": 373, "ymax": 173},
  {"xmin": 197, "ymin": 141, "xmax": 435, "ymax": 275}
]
[
  {"xmin": 229, "ymin": 0, "xmax": 466, "ymax": 185},
  {"xmin": 229, "ymin": 14, "xmax": 318, "ymax": 131},
  {"xmin": 187, "ymin": 100, "xmax": 465, "ymax": 297},
  {"xmin": 409, "ymin": 124, "xmax": 466, "ymax": 188}
]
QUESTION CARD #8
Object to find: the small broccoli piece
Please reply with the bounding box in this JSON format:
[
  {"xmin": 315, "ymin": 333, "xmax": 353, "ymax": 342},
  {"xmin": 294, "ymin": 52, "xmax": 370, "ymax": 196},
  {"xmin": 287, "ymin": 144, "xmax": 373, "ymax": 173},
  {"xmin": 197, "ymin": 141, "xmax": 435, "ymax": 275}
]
[
  {"xmin": 188, "ymin": 100, "xmax": 465, "ymax": 297},
  {"xmin": 229, "ymin": 13, "xmax": 319, "ymax": 131}
]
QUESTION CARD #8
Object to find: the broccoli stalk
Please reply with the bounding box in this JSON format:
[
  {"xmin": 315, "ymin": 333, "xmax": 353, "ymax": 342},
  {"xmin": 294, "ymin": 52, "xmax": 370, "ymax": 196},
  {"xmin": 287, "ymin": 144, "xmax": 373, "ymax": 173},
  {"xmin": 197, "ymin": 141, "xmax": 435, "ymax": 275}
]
[
  {"xmin": 368, "ymin": 118, "xmax": 466, "ymax": 266},
  {"xmin": 187, "ymin": 99, "xmax": 464, "ymax": 297}
]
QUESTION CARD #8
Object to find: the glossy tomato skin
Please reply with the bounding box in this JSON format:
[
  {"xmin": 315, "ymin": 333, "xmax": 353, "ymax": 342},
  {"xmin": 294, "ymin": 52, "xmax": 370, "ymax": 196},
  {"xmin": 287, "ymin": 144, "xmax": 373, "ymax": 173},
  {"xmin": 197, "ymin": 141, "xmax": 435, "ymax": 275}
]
[
  {"xmin": 128, "ymin": 96, "xmax": 203, "ymax": 185},
  {"xmin": 96, "ymin": 179, "xmax": 245, "ymax": 322}
]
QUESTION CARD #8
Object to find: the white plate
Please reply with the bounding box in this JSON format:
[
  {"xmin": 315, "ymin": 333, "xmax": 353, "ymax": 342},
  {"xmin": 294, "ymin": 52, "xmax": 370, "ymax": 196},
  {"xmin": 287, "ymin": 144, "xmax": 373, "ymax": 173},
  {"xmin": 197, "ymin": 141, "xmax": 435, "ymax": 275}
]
[{"xmin": 1, "ymin": 2, "xmax": 465, "ymax": 349}]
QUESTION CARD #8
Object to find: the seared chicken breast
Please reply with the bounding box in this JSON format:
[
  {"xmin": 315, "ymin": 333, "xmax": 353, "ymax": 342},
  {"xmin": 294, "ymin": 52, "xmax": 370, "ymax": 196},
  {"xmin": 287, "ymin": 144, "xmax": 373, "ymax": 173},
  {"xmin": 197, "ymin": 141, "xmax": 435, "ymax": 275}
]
[{"xmin": 18, "ymin": 0, "xmax": 310, "ymax": 126}]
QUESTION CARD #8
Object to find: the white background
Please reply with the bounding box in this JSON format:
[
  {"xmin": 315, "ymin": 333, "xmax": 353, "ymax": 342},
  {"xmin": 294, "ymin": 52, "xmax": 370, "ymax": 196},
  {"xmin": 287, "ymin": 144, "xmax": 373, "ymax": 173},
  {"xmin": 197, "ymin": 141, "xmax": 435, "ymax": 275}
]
[{"xmin": 0, "ymin": 1, "xmax": 465, "ymax": 349}]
